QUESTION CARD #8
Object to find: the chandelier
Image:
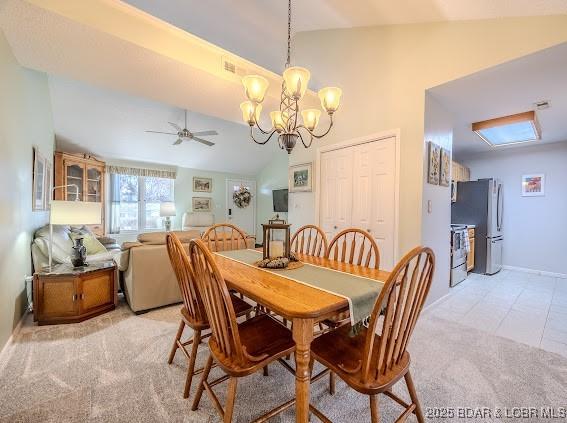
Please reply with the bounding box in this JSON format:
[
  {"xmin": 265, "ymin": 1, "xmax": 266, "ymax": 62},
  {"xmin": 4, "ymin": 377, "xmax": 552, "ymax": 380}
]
[{"xmin": 239, "ymin": 0, "xmax": 342, "ymax": 154}]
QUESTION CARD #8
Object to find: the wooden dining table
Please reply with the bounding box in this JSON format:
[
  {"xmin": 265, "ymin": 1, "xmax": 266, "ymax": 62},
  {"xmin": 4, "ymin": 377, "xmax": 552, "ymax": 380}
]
[{"xmin": 213, "ymin": 251, "xmax": 390, "ymax": 423}]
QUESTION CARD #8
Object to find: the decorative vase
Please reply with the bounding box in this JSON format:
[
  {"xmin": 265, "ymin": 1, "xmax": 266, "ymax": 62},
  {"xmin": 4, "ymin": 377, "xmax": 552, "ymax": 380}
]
[{"xmin": 71, "ymin": 237, "xmax": 87, "ymax": 268}]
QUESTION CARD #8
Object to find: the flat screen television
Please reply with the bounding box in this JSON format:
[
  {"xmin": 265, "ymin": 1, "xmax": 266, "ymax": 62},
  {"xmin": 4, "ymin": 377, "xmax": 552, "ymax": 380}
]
[{"xmin": 272, "ymin": 189, "xmax": 289, "ymax": 213}]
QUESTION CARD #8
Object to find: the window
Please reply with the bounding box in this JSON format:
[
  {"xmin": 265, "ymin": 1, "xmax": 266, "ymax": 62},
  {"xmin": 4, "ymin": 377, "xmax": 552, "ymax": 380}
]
[{"xmin": 111, "ymin": 174, "xmax": 174, "ymax": 232}]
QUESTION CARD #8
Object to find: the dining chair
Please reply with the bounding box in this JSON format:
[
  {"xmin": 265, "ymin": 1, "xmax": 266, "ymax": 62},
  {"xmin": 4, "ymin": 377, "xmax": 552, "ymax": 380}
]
[
  {"xmin": 291, "ymin": 224, "xmax": 329, "ymax": 257},
  {"xmin": 326, "ymin": 228, "xmax": 380, "ymax": 269},
  {"xmin": 165, "ymin": 233, "xmax": 253, "ymax": 399},
  {"xmin": 310, "ymin": 246, "xmax": 435, "ymax": 423},
  {"xmin": 189, "ymin": 238, "xmax": 297, "ymax": 422},
  {"xmin": 202, "ymin": 223, "xmax": 251, "ymax": 252},
  {"xmin": 321, "ymin": 228, "xmax": 381, "ymax": 334}
]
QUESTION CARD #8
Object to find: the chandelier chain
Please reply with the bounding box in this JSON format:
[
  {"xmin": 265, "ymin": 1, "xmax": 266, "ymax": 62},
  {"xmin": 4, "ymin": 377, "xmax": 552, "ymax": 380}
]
[{"xmin": 286, "ymin": 0, "xmax": 292, "ymax": 67}]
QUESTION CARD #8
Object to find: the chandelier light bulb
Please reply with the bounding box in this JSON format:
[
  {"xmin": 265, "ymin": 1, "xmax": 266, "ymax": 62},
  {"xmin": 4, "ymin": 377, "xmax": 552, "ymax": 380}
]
[
  {"xmin": 242, "ymin": 75, "xmax": 269, "ymax": 103},
  {"xmin": 301, "ymin": 109, "xmax": 321, "ymax": 131},
  {"xmin": 318, "ymin": 87, "xmax": 342, "ymax": 114},
  {"xmin": 240, "ymin": 101, "xmax": 262, "ymax": 126},
  {"xmin": 283, "ymin": 66, "xmax": 311, "ymax": 100},
  {"xmin": 270, "ymin": 111, "xmax": 289, "ymax": 133}
]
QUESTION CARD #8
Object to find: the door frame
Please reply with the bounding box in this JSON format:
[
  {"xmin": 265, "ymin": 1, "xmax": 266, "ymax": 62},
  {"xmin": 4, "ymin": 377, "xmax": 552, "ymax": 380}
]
[
  {"xmin": 226, "ymin": 178, "xmax": 257, "ymax": 237},
  {"xmin": 315, "ymin": 129, "xmax": 401, "ymax": 262}
]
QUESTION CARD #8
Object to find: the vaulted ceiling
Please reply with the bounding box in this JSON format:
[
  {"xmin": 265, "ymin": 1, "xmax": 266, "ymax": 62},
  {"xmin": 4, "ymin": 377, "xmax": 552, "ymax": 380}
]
[
  {"xmin": 1, "ymin": 0, "xmax": 566, "ymax": 170},
  {"xmin": 125, "ymin": 0, "xmax": 567, "ymax": 73}
]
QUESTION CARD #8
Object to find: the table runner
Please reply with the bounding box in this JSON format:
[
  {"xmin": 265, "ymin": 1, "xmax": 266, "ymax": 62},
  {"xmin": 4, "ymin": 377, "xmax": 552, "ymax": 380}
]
[{"xmin": 215, "ymin": 249, "xmax": 384, "ymax": 326}]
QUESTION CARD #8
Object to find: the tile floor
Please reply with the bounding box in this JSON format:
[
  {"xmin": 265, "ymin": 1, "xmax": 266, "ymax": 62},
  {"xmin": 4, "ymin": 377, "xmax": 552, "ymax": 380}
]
[{"xmin": 426, "ymin": 269, "xmax": 567, "ymax": 358}]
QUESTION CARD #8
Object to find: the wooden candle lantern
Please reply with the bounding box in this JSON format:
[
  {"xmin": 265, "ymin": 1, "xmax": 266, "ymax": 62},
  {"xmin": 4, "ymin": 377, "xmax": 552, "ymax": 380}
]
[{"xmin": 262, "ymin": 223, "xmax": 291, "ymax": 260}]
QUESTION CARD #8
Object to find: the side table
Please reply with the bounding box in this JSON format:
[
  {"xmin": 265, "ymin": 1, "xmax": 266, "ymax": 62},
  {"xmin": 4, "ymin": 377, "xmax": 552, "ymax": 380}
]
[{"xmin": 33, "ymin": 261, "xmax": 117, "ymax": 325}]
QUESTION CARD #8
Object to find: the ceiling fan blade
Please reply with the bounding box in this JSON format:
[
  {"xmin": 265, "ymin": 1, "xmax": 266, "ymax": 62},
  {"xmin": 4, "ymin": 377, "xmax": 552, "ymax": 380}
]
[
  {"xmin": 191, "ymin": 130, "xmax": 218, "ymax": 137},
  {"xmin": 192, "ymin": 137, "xmax": 215, "ymax": 146},
  {"xmin": 168, "ymin": 122, "xmax": 182, "ymax": 132},
  {"xmin": 173, "ymin": 138, "xmax": 183, "ymax": 145},
  {"xmin": 146, "ymin": 130, "xmax": 178, "ymax": 135}
]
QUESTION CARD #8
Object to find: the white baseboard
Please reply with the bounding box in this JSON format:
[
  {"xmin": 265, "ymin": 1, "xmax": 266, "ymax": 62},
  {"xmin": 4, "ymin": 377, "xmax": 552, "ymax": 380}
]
[
  {"xmin": 502, "ymin": 265, "xmax": 567, "ymax": 279},
  {"xmin": 0, "ymin": 309, "xmax": 28, "ymax": 368}
]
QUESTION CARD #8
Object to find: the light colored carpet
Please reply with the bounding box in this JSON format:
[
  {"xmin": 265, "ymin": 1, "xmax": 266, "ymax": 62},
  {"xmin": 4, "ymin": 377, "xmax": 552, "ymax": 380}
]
[{"xmin": 0, "ymin": 300, "xmax": 565, "ymax": 422}]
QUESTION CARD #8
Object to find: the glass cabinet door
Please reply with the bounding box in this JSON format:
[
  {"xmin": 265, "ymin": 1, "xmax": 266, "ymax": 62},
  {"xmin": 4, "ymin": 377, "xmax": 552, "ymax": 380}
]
[
  {"xmin": 86, "ymin": 166, "xmax": 102, "ymax": 202},
  {"xmin": 65, "ymin": 162, "xmax": 84, "ymax": 200}
]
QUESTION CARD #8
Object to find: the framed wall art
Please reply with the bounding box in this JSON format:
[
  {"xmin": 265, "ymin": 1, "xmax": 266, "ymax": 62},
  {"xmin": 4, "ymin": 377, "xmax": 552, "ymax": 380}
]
[
  {"xmin": 521, "ymin": 174, "xmax": 544, "ymax": 197},
  {"xmin": 439, "ymin": 147, "xmax": 450, "ymax": 187},
  {"xmin": 192, "ymin": 197, "xmax": 212, "ymax": 212},
  {"xmin": 289, "ymin": 162, "xmax": 312, "ymax": 193},
  {"xmin": 193, "ymin": 176, "xmax": 212, "ymax": 193},
  {"xmin": 427, "ymin": 141, "xmax": 441, "ymax": 185},
  {"xmin": 32, "ymin": 147, "xmax": 46, "ymax": 211}
]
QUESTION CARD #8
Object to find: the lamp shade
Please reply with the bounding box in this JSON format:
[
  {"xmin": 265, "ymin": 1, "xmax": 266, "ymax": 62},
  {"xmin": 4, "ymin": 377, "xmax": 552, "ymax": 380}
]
[
  {"xmin": 270, "ymin": 110, "xmax": 289, "ymax": 133},
  {"xmin": 283, "ymin": 66, "xmax": 310, "ymax": 100},
  {"xmin": 242, "ymin": 75, "xmax": 269, "ymax": 103},
  {"xmin": 301, "ymin": 109, "xmax": 321, "ymax": 131},
  {"xmin": 50, "ymin": 201, "xmax": 102, "ymax": 225},
  {"xmin": 160, "ymin": 202, "xmax": 176, "ymax": 217},
  {"xmin": 240, "ymin": 101, "xmax": 262, "ymax": 126},
  {"xmin": 318, "ymin": 87, "xmax": 342, "ymax": 114}
]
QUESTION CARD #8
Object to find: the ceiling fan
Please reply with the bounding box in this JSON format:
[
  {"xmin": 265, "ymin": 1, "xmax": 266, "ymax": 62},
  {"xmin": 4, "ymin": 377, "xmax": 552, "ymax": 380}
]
[{"xmin": 146, "ymin": 110, "xmax": 218, "ymax": 146}]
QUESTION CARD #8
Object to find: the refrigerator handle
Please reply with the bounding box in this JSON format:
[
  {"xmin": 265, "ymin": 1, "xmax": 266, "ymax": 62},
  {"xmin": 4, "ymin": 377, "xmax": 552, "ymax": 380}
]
[{"xmin": 496, "ymin": 184, "xmax": 503, "ymax": 231}]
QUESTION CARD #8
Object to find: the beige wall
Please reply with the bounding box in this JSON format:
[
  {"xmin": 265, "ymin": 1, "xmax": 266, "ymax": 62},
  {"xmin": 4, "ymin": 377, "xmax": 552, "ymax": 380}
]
[
  {"xmin": 255, "ymin": 153, "xmax": 289, "ymax": 243},
  {"xmin": 0, "ymin": 31, "xmax": 55, "ymax": 350},
  {"xmin": 289, "ymin": 16, "xmax": 567, "ymax": 292}
]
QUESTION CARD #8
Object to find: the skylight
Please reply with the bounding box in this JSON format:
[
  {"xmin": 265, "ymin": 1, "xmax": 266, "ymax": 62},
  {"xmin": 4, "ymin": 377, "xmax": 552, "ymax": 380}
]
[{"xmin": 472, "ymin": 111, "xmax": 541, "ymax": 147}]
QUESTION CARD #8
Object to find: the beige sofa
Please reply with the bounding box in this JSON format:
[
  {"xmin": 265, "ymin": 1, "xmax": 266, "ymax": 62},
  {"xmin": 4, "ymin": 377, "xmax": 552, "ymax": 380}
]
[
  {"xmin": 120, "ymin": 230, "xmax": 199, "ymax": 313},
  {"xmin": 32, "ymin": 225, "xmax": 125, "ymax": 271},
  {"xmin": 181, "ymin": 211, "xmax": 214, "ymax": 234},
  {"xmin": 120, "ymin": 228, "xmax": 256, "ymax": 313}
]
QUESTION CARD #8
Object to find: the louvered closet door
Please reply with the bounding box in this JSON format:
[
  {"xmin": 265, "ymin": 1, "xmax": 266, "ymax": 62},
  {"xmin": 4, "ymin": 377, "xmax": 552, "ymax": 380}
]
[{"xmin": 319, "ymin": 147, "xmax": 354, "ymax": 241}]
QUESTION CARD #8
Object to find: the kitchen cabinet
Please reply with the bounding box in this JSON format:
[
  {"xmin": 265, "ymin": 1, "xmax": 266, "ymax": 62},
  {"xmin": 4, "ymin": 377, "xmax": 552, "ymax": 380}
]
[
  {"xmin": 467, "ymin": 227, "xmax": 475, "ymax": 271},
  {"xmin": 452, "ymin": 160, "xmax": 470, "ymax": 182}
]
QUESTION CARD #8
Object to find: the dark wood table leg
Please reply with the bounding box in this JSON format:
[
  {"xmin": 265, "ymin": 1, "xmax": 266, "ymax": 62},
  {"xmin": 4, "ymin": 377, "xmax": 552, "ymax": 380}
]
[{"xmin": 293, "ymin": 318, "xmax": 314, "ymax": 423}]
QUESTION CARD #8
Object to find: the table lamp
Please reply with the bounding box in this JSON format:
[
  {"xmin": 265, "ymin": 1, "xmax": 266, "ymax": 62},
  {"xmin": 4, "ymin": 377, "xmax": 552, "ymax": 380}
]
[
  {"xmin": 160, "ymin": 202, "xmax": 176, "ymax": 232},
  {"xmin": 48, "ymin": 185, "xmax": 102, "ymax": 270}
]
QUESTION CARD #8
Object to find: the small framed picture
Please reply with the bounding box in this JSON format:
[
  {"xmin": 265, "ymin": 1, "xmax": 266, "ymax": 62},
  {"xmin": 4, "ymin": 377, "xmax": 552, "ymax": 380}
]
[
  {"xmin": 522, "ymin": 174, "xmax": 544, "ymax": 197},
  {"xmin": 193, "ymin": 176, "xmax": 212, "ymax": 193},
  {"xmin": 427, "ymin": 141, "xmax": 441, "ymax": 185},
  {"xmin": 192, "ymin": 197, "xmax": 212, "ymax": 212},
  {"xmin": 44, "ymin": 160, "xmax": 53, "ymax": 209},
  {"xmin": 32, "ymin": 147, "xmax": 46, "ymax": 211},
  {"xmin": 289, "ymin": 162, "xmax": 313, "ymax": 193},
  {"xmin": 439, "ymin": 148, "xmax": 450, "ymax": 187}
]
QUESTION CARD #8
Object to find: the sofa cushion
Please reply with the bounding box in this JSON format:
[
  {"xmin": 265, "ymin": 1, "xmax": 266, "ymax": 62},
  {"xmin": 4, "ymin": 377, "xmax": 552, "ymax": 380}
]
[
  {"xmin": 34, "ymin": 225, "xmax": 74, "ymax": 264},
  {"xmin": 137, "ymin": 230, "xmax": 200, "ymax": 245}
]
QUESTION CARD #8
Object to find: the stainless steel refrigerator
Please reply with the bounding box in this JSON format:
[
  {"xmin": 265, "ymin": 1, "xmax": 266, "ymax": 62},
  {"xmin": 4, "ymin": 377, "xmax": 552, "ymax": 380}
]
[{"xmin": 451, "ymin": 178, "xmax": 503, "ymax": 275}]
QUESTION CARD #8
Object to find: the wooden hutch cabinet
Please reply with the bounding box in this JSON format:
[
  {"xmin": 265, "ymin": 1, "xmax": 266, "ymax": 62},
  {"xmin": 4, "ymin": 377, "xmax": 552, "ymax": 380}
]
[{"xmin": 54, "ymin": 152, "xmax": 106, "ymax": 236}]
